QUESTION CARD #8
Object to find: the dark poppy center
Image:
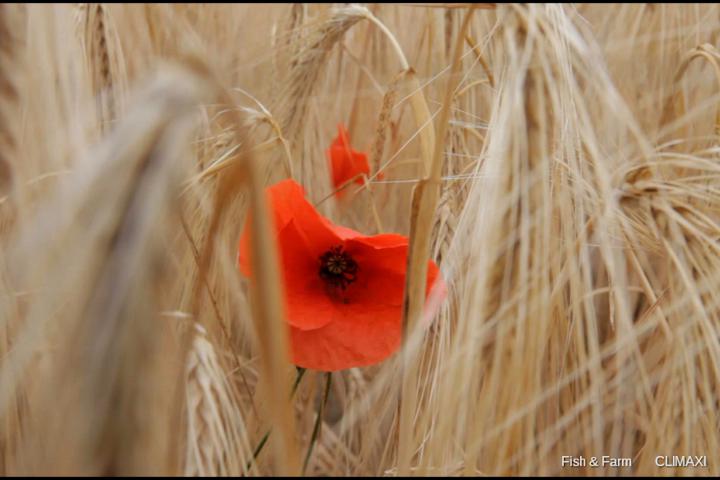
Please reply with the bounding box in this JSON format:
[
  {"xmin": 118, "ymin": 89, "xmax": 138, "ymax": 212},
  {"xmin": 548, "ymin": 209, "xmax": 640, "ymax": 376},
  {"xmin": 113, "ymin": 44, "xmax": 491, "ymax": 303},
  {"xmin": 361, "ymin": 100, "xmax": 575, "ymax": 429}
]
[{"xmin": 319, "ymin": 245, "xmax": 358, "ymax": 290}]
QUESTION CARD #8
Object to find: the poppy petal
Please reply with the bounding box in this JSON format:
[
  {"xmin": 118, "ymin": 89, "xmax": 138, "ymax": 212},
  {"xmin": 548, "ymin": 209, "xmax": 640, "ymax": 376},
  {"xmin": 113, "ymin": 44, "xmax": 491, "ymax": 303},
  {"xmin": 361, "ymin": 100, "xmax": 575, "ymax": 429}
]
[
  {"xmin": 426, "ymin": 258, "xmax": 446, "ymax": 299},
  {"xmin": 351, "ymin": 151, "xmax": 370, "ymax": 184},
  {"xmin": 334, "ymin": 124, "xmax": 350, "ymax": 149},
  {"xmin": 266, "ymin": 179, "xmax": 343, "ymax": 255},
  {"xmin": 237, "ymin": 179, "xmax": 314, "ymax": 276},
  {"xmin": 352, "ymin": 233, "xmax": 408, "ymax": 249},
  {"xmin": 289, "ymin": 301, "xmax": 402, "ymax": 371},
  {"xmin": 346, "ymin": 237, "xmax": 408, "ymax": 277},
  {"xmin": 319, "ymin": 219, "xmax": 362, "ymax": 241},
  {"xmin": 329, "ymin": 146, "xmax": 352, "ymax": 188},
  {"xmin": 290, "ymin": 257, "xmax": 445, "ymax": 371},
  {"xmin": 238, "ymin": 179, "xmax": 340, "ymax": 275},
  {"xmin": 344, "ymin": 238, "xmax": 445, "ymax": 304},
  {"xmin": 328, "ymin": 124, "xmax": 371, "ymax": 192},
  {"xmin": 277, "ymin": 220, "xmax": 336, "ymax": 331},
  {"xmin": 266, "ymin": 179, "xmax": 319, "ymax": 232}
]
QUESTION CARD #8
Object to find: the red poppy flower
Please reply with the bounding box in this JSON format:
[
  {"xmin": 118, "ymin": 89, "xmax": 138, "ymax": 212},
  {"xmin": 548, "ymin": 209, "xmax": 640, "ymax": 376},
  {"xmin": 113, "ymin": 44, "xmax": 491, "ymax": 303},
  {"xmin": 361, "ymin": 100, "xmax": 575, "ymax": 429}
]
[
  {"xmin": 327, "ymin": 124, "xmax": 378, "ymax": 193},
  {"xmin": 238, "ymin": 179, "xmax": 445, "ymax": 372}
]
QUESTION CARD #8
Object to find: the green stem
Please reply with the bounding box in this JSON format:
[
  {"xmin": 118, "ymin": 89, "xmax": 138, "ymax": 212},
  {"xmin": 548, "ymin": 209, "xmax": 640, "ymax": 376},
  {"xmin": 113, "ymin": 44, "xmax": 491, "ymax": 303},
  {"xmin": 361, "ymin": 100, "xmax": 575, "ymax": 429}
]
[
  {"xmin": 302, "ymin": 372, "xmax": 332, "ymax": 476},
  {"xmin": 246, "ymin": 367, "xmax": 307, "ymax": 472}
]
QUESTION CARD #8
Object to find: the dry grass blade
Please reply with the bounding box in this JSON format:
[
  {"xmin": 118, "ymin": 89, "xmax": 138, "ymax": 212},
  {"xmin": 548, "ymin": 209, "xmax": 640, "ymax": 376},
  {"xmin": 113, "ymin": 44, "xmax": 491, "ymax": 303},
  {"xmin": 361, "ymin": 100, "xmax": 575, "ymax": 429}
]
[{"xmin": 465, "ymin": 32, "xmax": 495, "ymax": 88}]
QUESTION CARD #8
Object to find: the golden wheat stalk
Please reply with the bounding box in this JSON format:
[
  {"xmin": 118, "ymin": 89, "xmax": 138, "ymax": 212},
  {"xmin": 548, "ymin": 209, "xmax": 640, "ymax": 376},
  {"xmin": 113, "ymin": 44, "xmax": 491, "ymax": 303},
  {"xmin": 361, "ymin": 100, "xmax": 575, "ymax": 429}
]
[
  {"xmin": 83, "ymin": 3, "xmax": 115, "ymax": 129},
  {"xmin": 184, "ymin": 324, "xmax": 254, "ymax": 476},
  {"xmin": 0, "ymin": 4, "xmax": 21, "ymax": 235},
  {"xmin": 277, "ymin": 5, "xmax": 366, "ymax": 146},
  {"xmin": 0, "ymin": 64, "xmax": 215, "ymax": 475},
  {"xmin": 397, "ymin": 8, "xmax": 475, "ymax": 474}
]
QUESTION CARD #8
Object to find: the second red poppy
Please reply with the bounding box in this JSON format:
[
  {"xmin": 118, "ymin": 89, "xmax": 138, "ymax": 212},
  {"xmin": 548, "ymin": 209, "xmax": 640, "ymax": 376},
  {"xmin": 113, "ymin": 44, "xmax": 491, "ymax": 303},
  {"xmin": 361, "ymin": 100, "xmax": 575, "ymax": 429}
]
[{"xmin": 327, "ymin": 123, "xmax": 372, "ymax": 194}]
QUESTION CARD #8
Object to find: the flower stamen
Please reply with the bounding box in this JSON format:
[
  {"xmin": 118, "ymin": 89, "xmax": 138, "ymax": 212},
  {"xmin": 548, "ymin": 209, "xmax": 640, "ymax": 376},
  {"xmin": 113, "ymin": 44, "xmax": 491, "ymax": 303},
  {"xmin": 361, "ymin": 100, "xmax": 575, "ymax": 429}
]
[{"xmin": 319, "ymin": 246, "xmax": 358, "ymax": 290}]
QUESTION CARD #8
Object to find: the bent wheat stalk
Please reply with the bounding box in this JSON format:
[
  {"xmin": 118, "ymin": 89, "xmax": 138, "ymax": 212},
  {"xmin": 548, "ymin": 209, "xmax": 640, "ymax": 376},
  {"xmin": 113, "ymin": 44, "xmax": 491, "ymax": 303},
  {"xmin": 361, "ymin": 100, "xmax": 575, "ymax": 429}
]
[{"xmin": 4, "ymin": 64, "xmax": 213, "ymax": 475}]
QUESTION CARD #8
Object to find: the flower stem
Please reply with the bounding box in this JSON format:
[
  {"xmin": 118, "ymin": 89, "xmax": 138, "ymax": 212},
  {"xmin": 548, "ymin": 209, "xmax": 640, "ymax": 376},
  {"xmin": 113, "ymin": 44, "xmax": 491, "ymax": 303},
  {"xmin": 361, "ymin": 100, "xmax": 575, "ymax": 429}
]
[
  {"xmin": 246, "ymin": 367, "xmax": 307, "ymax": 472},
  {"xmin": 302, "ymin": 372, "xmax": 332, "ymax": 476}
]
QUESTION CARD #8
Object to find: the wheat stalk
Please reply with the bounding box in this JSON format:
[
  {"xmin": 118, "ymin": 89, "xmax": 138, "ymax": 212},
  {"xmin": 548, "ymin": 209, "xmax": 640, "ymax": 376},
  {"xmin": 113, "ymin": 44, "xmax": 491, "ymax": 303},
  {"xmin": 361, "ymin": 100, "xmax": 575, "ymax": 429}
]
[
  {"xmin": 184, "ymin": 324, "xmax": 254, "ymax": 476},
  {"xmin": 277, "ymin": 5, "xmax": 366, "ymax": 146},
  {"xmin": 2, "ymin": 63, "xmax": 213, "ymax": 475},
  {"xmin": 83, "ymin": 3, "xmax": 115, "ymax": 129},
  {"xmin": 0, "ymin": 4, "xmax": 22, "ymax": 236}
]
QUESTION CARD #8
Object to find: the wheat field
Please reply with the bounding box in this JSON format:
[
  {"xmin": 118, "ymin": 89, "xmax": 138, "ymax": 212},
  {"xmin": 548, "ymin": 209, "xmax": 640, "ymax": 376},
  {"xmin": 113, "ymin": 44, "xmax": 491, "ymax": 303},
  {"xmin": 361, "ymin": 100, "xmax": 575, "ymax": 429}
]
[{"xmin": 1, "ymin": 3, "xmax": 720, "ymax": 476}]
